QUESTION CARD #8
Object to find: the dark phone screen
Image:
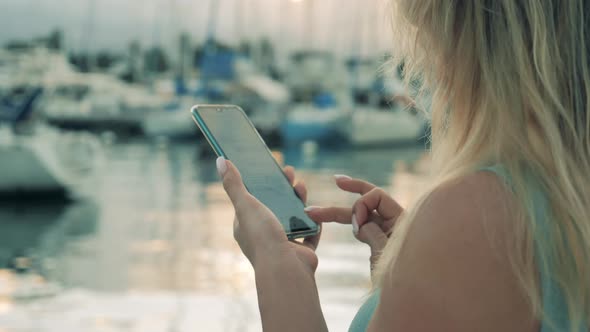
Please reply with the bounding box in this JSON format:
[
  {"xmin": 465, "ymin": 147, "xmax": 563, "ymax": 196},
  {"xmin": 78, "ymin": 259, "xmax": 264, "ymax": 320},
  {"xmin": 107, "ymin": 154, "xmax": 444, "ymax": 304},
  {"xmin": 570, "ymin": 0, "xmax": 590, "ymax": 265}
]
[{"xmin": 197, "ymin": 106, "xmax": 317, "ymax": 234}]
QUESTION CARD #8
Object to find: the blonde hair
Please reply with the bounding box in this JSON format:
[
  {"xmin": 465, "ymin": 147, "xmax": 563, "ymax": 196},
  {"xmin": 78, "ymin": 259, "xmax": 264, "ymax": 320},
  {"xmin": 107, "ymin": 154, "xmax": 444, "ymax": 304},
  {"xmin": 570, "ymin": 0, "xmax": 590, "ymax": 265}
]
[{"xmin": 375, "ymin": 1, "xmax": 590, "ymax": 330}]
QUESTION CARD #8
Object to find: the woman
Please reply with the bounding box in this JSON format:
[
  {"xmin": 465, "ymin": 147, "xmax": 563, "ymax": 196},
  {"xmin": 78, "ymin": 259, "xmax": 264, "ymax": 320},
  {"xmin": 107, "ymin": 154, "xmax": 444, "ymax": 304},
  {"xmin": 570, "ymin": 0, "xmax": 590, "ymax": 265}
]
[{"xmin": 216, "ymin": 0, "xmax": 590, "ymax": 331}]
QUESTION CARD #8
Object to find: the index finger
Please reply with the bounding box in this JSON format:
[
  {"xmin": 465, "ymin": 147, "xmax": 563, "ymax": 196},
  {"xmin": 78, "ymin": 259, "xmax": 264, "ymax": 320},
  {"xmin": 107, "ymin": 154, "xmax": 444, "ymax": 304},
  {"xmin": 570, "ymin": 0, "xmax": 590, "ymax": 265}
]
[
  {"xmin": 304, "ymin": 206, "xmax": 353, "ymax": 224},
  {"xmin": 335, "ymin": 176, "xmax": 377, "ymax": 195}
]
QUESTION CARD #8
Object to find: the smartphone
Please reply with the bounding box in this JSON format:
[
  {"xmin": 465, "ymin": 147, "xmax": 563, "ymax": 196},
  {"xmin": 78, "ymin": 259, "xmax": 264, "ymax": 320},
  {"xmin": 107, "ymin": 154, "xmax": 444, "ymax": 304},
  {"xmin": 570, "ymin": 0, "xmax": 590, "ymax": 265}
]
[{"xmin": 191, "ymin": 104, "xmax": 320, "ymax": 240}]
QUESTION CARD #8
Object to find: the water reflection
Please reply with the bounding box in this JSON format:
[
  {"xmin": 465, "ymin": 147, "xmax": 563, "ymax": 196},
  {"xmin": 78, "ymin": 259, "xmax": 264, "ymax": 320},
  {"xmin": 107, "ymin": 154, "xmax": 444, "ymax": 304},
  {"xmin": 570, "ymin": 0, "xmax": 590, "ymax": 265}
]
[
  {"xmin": 0, "ymin": 200, "xmax": 97, "ymax": 275},
  {"xmin": 0, "ymin": 141, "xmax": 426, "ymax": 331}
]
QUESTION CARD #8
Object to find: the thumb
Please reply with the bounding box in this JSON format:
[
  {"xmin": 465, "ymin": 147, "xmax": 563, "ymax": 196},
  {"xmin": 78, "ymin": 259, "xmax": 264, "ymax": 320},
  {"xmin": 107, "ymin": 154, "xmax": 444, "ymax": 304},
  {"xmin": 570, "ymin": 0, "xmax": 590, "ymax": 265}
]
[
  {"xmin": 356, "ymin": 222, "xmax": 388, "ymax": 252},
  {"xmin": 217, "ymin": 157, "xmax": 249, "ymax": 207}
]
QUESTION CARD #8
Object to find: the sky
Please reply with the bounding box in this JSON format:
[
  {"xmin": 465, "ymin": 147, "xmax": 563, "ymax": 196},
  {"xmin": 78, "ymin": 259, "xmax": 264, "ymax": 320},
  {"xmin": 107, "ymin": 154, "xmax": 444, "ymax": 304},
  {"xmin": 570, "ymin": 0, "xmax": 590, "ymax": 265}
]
[{"xmin": 0, "ymin": 0, "xmax": 393, "ymax": 59}]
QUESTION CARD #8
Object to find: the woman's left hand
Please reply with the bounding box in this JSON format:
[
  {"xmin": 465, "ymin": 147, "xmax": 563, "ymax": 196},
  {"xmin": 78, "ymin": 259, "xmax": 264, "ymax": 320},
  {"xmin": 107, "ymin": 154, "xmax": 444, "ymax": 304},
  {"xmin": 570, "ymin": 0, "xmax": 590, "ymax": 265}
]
[{"xmin": 217, "ymin": 157, "xmax": 320, "ymax": 274}]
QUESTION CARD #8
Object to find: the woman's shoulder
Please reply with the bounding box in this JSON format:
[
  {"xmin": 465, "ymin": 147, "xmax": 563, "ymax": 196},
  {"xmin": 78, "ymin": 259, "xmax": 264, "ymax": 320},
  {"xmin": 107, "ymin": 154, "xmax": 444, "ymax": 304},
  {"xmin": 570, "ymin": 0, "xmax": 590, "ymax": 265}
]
[
  {"xmin": 408, "ymin": 170, "xmax": 517, "ymax": 249},
  {"xmin": 370, "ymin": 171, "xmax": 536, "ymax": 331},
  {"xmin": 424, "ymin": 170, "xmax": 516, "ymax": 227},
  {"xmin": 401, "ymin": 170, "xmax": 519, "ymax": 279}
]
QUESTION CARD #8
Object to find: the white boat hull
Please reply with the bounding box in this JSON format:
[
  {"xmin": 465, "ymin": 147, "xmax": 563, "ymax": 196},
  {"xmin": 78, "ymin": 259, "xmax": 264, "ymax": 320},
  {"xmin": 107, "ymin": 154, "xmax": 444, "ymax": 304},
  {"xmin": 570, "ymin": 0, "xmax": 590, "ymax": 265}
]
[
  {"xmin": 0, "ymin": 126, "xmax": 100, "ymax": 195},
  {"xmin": 281, "ymin": 104, "xmax": 349, "ymax": 144},
  {"xmin": 142, "ymin": 110, "xmax": 197, "ymax": 138},
  {"xmin": 347, "ymin": 107, "xmax": 425, "ymax": 147},
  {"xmin": 0, "ymin": 145, "xmax": 63, "ymax": 192}
]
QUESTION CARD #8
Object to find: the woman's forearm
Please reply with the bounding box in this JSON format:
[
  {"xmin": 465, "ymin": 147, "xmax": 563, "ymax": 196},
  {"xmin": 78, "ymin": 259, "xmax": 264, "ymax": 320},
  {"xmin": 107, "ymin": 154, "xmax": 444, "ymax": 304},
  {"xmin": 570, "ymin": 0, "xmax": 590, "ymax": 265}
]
[{"xmin": 254, "ymin": 251, "xmax": 328, "ymax": 332}]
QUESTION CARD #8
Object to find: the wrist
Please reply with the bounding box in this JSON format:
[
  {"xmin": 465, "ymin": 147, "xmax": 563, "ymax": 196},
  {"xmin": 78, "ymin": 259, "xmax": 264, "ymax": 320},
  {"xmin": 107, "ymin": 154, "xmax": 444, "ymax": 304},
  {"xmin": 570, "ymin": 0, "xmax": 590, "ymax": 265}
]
[
  {"xmin": 254, "ymin": 244, "xmax": 318, "ymax": 281},
  {"xmin": 252, "ymin": 242, "xmax": 295, "ymax": 271},
  {"xmin": 252, "ymin": 245, "xmax": 327, "ymax": 332}
]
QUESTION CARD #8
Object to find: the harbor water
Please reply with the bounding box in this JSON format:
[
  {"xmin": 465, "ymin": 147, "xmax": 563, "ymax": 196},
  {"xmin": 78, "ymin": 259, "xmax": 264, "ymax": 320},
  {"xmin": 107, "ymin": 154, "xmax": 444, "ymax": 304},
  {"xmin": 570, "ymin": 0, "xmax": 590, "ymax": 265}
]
[{"xmin": 0, "ymin": 140, "xmax": 426, "ymax": 332}]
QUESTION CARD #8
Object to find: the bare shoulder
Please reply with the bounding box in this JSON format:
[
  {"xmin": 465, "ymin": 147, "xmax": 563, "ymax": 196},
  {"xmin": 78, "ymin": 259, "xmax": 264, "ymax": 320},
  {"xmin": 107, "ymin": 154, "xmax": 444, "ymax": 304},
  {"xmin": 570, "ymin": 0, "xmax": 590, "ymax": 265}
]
[
  {"xmin": 368, "ymin": 171, "xmax": 537, "ymax": 332},
  {"xmin": 417, "ymin": 170, "xmax": 516, "ymax": 244},
  {"xmin": 398, "ymin": 171, "xmax": 517, "ymax": 267}
]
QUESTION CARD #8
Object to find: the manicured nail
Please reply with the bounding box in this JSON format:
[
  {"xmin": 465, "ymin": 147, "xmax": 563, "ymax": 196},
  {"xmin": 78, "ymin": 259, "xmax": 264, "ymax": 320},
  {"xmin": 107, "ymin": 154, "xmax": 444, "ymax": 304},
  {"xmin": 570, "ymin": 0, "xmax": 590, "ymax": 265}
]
[
  {"xmin": 216, "ymin": 157, "xmax": 227, "ymax": 177},
  {"xmin": 352, "ymin": 214, "xmax": 359, "ymax": 236},
  {"xmin": 304, "ymin": 206, "xmax": 321, "ymax": 212},
  {"xmin": 334, "ymin": 174, "xmax": 352, "ymax": 181}
]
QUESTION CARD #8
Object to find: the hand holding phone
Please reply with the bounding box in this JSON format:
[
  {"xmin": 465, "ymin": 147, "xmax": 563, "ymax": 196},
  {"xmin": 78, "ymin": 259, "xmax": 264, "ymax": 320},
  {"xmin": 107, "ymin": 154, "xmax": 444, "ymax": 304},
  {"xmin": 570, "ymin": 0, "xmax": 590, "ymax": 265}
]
[
  {"xmin": 216, "ymin": 157, "xmax": 320, "ymax": 272},
  {"xmin": 191, "ymin": 105, "xmax": 320, "ymax": 240}
]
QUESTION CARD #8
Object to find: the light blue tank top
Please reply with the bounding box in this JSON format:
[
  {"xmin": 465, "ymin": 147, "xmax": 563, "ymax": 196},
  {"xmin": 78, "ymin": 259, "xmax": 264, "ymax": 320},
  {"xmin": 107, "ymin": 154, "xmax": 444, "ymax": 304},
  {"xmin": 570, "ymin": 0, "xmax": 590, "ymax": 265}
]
[{"xmin": 348, "ymin": 166, "xmax": 586, "ymax": 332}]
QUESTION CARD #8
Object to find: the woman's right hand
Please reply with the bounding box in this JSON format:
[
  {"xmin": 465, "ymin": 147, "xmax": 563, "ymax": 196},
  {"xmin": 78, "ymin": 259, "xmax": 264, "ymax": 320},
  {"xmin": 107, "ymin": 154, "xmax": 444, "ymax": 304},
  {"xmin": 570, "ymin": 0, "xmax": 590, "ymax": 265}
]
[{"xmin": 304, "ymin": 175, "xmax": 404, "ymax": 274}]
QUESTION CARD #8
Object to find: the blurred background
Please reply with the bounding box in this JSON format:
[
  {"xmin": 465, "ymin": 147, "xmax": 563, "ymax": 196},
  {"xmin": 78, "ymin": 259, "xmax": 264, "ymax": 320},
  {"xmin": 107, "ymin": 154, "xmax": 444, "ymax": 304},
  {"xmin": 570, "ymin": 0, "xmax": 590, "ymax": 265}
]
[{"xmin": 0, "ymin": 0, "xmax": 431, "ymax": 331}]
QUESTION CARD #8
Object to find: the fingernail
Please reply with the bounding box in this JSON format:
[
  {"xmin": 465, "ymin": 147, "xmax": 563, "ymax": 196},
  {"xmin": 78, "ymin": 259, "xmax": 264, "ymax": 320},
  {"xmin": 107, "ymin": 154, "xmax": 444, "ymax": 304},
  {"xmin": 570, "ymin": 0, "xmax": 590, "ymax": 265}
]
[
  {"xmin": 352, "ymin": 214, "xmax": 359, "ymax": 236},
  {"xmin": 304, "ymin": 206, "xmax": 321, "ymax": 212},
  {"xmin": 216, "ymin": 156, "xmax": 227, "ymax": 177},
  {"xmin": 334, "ymin": 174, "xmax": 352, "ymax": 181}
]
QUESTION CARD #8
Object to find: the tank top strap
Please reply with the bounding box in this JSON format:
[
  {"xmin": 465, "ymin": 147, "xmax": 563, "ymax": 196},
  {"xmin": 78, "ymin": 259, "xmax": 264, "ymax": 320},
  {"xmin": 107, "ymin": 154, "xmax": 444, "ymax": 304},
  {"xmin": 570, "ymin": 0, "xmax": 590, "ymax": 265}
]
[{"xmin": 479, "ymin": 165, "xmax": 584, "ymax": 331}]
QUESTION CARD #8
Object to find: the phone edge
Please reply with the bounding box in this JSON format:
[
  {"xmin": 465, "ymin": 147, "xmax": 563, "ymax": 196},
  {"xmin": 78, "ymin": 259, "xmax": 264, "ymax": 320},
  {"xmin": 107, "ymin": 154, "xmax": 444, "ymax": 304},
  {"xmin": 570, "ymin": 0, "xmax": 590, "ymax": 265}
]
[{"xmin": 191, "ymin": 106, "xmax": 226, "ymax": 158}]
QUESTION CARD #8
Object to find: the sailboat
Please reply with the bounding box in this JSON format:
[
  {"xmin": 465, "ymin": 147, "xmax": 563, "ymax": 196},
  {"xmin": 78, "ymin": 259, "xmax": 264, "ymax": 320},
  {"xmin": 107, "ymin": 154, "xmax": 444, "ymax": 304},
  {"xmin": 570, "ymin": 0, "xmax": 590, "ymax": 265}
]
[
  {"xmin": 345, "ymin": 105, "xmax": 425, "ymax": 147},
  {"xmin": 279, "ymin": 0, "xmax": 352, "ymax": 146},
  {"xmin": 0, "ymin": 85, "xmax": 101, "ymax": 197},
  {"xmin": 142, "ymin": 0, "xmax": 291, "ymax": 140},
  {"xmin": 341, "ymin": 1, "xmax": 426, "ymax": 148}
]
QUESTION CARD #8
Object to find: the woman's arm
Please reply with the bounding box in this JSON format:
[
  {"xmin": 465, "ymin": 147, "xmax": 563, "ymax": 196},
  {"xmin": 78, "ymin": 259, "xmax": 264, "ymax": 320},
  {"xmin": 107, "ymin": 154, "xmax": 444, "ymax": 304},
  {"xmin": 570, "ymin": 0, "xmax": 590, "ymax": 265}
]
[
  {"xmin": 254, "ymin": 249, "xmax": 328, "ymax": 332},
  {"xmin": 218, "ymin": 158, "xmax": 328, "ymax": 332}
]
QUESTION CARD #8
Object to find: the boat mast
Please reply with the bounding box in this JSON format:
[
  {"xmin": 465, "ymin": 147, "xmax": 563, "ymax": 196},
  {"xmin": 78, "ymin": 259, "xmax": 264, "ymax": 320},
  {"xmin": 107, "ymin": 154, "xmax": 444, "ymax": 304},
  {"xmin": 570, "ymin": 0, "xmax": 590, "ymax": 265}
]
[
  {"xmin": 304, "ymin": 0, "xmax": 315, "ymax": 50},
  {"xmin": 205, "ymin": 0, "xmax": 221, "ymax": 44},
  {"xmin": 234, "ymin": 0, "xmax": 244, "ymax": 47},
  {"xmin": 350, "ymin": 0, "xmax": 365, "ymax": 109},
  {"xmin": 276, "ymin": 0, "xmax": 294, "ymax": 71},
  {"xmin": 81, "ymin": 0, "xmax": 97, "ymax": 72},
  {"xmin": 200, "ymin": 0, "xmax": 221, "ymax": 95}
]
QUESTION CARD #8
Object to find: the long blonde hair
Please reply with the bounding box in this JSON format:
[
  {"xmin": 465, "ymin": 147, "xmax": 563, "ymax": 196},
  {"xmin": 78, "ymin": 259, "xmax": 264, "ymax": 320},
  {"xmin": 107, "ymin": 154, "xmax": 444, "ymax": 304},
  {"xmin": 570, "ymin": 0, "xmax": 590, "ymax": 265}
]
[{"xmin": 375, "ymin": 1, "xmax": 590, "ymax": 330}]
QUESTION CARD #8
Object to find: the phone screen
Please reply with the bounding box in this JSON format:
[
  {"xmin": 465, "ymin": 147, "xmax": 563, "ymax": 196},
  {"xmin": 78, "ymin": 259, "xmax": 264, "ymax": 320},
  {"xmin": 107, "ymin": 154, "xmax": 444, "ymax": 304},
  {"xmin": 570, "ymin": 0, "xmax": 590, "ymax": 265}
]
[{"xmin": 194, "ymin": 106, "xmax": 318, "ymax": 237}]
